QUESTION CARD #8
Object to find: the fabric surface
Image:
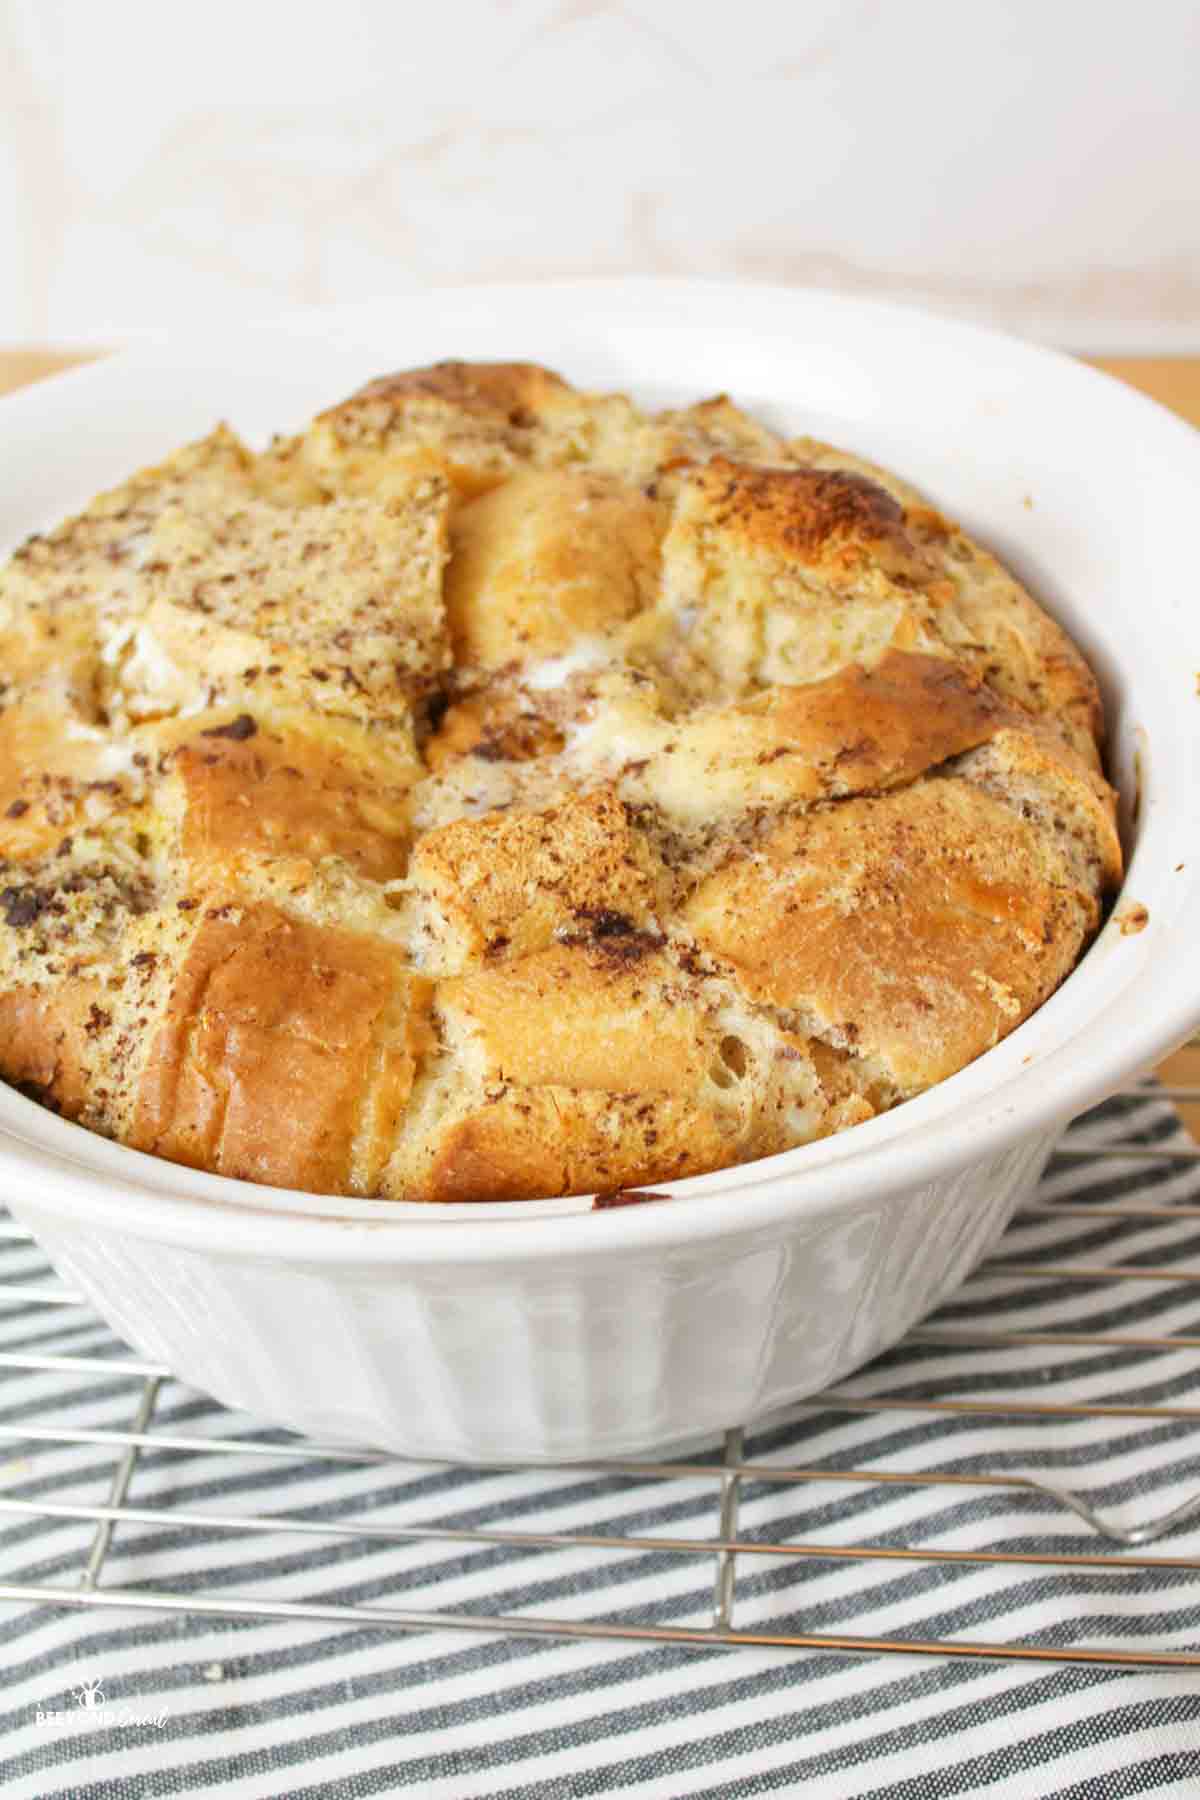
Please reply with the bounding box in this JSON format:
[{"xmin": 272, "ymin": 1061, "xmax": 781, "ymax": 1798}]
[{"xmin": 1, "ymin": 1085, "xmax": 1199, "ymax": 1798}]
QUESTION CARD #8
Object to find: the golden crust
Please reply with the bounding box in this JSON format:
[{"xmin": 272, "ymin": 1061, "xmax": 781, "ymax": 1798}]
[
  {"xmin": 934, "ymin": 522, "xmax": 1104, "ymax": 767},
  {"xmin": 170, "ymin": 721, "xmax": 411, "ymax": 884},
  {"xmin": 646, "ymin": 457, "xmax": 950, "ymax": 701},
  {"xmin": 956, "ymin": 724, "xmax": 1123, "ymax": 890},
  {"xmin": 304, "ymin": 361, "xmax": 576, "ymax": 500},
  {"xmin": 655, "ymin": 394, "xmax": 793, "ymax": 468},
  {"xmin": 683, "ymin": 458, "xmax": 918, "ymax": 571},
  {"xmin": 0, "ymin": 981, "xmax": 100, "ymax": 1119},
  {"xmin": 445, "ymin": 469, "xmax": 666, "ymax": 669},
  {"xmin": 399, "ymin": 1084, "xmax": 737, "ymax": 1205},
  {"xmin": 144, "ymin": 475, "xmax": 451, "ymax": 726},
  {"xmin": 398, "ymin": 943, "xmax": 747, "ymax": 1201},
  {"xmin": 397, "ymin": 944, "xmax": 880, "ymax": 1202},
  {"xmin": 621, "ymin": 650, "xmax": 1024, "ymax": 829},
  {"xmin": 404, "ymin": 785, "xmax": 668, "ymax": 973},
  {"xmin": 339, "ymin": 360, "xmax": 572, "ymax": 424},
  {"xmin": 131, "ymin": 903, "xmax": 431, "ymax": 1193},
  {"xmin": 440, "ymin": 944, "xmax": 714, "ymax": 1094},
  {"xmin": 684, "ymin": 780, "xmax": 1098, "ymax": 1095},
  {"xmin": 0, "ymin": 361, "xmax": 1123, "ymax": 1201},
  {"xmin": 787, "ymin": 437, "xmax": 1104, "ymax": 764}
]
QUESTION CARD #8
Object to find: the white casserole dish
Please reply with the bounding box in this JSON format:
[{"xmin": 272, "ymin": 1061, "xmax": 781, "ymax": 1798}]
[{"xmin": 2, "ymin": 281, "xmax": 1198, "ymax": 1461}]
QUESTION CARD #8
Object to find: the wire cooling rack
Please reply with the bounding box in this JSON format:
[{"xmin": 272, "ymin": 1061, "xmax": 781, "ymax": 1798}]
[{"xmin": 3, "ymin": 1076, "xmax": 1200, "ymax": 1674}]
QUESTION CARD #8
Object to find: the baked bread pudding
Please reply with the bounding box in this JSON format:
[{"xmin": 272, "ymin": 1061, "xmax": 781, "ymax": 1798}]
[{"xmin": 0, "ymin": 362, "xmax": 1122, "ymax": 1201}]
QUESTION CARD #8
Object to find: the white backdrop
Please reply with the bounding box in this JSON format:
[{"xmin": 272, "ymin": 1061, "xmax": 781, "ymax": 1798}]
[{"xmin": 2, "ymin": 0, "xmax": 1199, "ymax": 351}]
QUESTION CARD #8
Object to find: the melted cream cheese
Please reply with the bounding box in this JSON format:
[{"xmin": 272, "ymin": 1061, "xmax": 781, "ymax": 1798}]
[
  {"xmin": 520, "ymin": 636, "xmax": 616, "ymax": 692},
  {"xmin": 100, "ymin": 619, "xmax": 200, "ymax": 720}
]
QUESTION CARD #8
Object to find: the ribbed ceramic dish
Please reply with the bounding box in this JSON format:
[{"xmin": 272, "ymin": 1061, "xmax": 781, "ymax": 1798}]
[{"xmin": 2, "ymin": 281, "xmax": 1198, "ymax": 1458}]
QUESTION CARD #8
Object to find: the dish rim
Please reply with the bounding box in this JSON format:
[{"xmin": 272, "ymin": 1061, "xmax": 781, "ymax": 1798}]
[{"xmin": 2, "ymin": 276, "xmax": 1199, "ymax": 1260}]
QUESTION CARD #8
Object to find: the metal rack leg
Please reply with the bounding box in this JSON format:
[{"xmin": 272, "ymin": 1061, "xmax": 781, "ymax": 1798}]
[
  {"xmin": 710, "ymin": 1427, "xmax": 744, "ymax": 1631},
  {"xmin": 79, "ymin": 1376, "xmax": 162, "ymax": 1590}
]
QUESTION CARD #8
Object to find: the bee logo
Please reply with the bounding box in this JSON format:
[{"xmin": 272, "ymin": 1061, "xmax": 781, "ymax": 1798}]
[{"xmin": 73, "ymin": 1678, "xmax": 105, "ymax": 1710}]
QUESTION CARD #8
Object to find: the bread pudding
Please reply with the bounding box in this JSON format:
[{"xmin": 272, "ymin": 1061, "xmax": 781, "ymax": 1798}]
[{"xmin": 0, "ymin": 362, "xmax": 1122, "ymax": 1201}]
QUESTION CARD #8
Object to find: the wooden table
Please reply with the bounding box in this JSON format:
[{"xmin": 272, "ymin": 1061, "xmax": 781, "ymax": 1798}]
[{"xmin": 3, "ymin": 347, "xmax": 1198, "ymax": 1131}]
